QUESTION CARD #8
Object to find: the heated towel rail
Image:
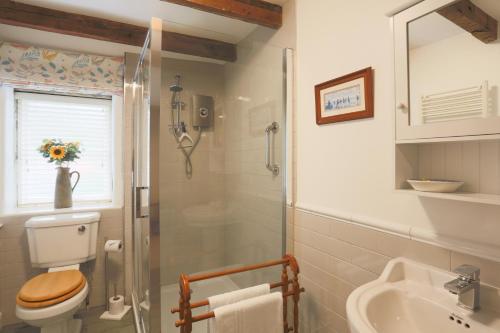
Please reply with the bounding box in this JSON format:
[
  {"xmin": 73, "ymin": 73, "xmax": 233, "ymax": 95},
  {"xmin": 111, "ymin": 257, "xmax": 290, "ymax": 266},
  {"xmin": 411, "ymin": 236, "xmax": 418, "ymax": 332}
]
[
  {"xmin": 421, "ymin": 81, "xmax": 489, "ymax": 124},
  {"xmin": 171, "ymin": 254, "xmax": 304, "ymax": 333}
]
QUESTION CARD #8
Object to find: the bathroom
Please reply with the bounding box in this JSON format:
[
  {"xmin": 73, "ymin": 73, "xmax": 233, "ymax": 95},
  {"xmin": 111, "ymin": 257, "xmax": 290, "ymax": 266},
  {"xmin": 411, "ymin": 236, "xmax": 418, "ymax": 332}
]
[{"xmin": 2, "ymin": 0, "xmax": 500, "ymax": 332}]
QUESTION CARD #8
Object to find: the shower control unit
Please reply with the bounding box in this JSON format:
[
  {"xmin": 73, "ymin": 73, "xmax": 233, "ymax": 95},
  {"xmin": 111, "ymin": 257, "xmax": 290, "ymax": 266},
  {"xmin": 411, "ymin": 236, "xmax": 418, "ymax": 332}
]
[
  {"xmin": 192, "ymin": 94, "xmax": 214, "ymax": 129},
  {"xmin": 169, "ymin": 75, "xmax": 214, "ymax": 178}
]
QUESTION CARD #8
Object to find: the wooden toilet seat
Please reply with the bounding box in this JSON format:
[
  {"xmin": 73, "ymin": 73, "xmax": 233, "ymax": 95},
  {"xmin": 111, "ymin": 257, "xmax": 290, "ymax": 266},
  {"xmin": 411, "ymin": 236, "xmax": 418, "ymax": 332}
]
[{"xmin": 16, "ymin": 270, "xmax": 86, "ymax": 308}]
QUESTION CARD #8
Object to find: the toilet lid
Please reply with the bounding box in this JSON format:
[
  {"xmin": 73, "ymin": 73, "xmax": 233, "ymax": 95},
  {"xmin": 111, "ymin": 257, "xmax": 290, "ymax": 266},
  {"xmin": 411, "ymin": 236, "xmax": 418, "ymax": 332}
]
[
  {"xmin": 17, "ymin": 270, "xmax": 85, "ymax": 307},
  {"xmin": 16, "ymin": 278, "xmax": 86, "ymax": 309}
]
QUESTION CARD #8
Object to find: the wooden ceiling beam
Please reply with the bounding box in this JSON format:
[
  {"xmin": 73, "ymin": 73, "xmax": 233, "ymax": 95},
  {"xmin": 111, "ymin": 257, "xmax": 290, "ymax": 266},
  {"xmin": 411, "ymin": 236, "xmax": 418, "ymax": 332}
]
[
  {"xmin": 438, "ymin": 0, "xmax": 498, "ymax": 44},
  {"xmin": 162, "ymin": 0, "xmax": 282, "ymax": 29},
  {"xmin": 0, "ymin": 0, "xmax": 237, "ymax": 62}
]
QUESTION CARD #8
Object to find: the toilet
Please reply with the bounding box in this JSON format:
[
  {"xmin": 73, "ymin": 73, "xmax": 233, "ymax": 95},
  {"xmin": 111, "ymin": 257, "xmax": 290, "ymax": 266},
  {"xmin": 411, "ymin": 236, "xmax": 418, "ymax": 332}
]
[{"xmin": 16, "ymin": 212, "xmax": 100, "ymax": 333}]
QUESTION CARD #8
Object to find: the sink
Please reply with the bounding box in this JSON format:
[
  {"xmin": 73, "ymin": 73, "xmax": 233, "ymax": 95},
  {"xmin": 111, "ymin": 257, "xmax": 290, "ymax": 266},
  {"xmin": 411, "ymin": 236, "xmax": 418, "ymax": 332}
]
[{"xmin": 347, "ymin": 258, "xmax": 500, "ymax": 333}]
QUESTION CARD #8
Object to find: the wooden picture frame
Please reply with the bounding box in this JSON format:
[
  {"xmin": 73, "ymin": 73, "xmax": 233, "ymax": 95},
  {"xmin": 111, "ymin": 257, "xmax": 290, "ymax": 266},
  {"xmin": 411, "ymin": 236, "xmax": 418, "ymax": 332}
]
[{"xmin": 315, "ymin": 67, "xmax": 374, "ymax": 125}]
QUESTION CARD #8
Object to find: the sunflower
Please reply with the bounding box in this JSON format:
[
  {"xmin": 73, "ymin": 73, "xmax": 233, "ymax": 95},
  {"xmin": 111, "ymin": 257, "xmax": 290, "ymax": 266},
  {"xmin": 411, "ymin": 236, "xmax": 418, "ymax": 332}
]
[{"xmin": 49, "ymin": 146, "xmax": 66, "ymax": 160}]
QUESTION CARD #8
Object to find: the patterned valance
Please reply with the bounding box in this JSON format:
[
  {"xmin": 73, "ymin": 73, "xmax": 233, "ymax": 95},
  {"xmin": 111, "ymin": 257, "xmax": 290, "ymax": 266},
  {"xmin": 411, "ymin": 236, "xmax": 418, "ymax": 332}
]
[{"xmin": 0, "ymin": 41, "xmax": 124, "ymax": 95}]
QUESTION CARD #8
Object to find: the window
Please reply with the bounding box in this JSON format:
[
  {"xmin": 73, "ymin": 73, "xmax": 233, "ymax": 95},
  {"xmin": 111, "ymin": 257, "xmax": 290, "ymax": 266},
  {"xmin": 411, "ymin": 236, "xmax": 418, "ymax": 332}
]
[{"xmin": 15, "ymin": 92, "xmax": 114, "ymax": 207}]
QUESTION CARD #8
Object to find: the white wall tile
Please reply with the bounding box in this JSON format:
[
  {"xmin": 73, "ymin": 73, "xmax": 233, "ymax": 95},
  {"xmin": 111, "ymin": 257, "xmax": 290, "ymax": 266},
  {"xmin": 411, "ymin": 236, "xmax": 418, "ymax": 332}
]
[{"xmin": 293, "ymin": 209, "xmax": 499, "ymax": 333}]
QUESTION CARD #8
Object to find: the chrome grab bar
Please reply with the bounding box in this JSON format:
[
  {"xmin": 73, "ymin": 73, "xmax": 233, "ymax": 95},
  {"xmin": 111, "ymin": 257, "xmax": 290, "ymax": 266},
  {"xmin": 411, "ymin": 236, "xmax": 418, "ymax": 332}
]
[
  {"xmin": 265, "ymin": 122, "xmax": 280, "ymax": 176},
  {"xmin": 135, "ymin": 186, "xmax": 149, "ymax": 218}
]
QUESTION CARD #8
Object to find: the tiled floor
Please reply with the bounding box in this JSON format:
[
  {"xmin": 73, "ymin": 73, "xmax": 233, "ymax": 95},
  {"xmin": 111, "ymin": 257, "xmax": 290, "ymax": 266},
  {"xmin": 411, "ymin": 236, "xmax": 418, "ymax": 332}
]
[{"xmin": 2, "ymin": 306, "xmax": 135, "ymax": 333}]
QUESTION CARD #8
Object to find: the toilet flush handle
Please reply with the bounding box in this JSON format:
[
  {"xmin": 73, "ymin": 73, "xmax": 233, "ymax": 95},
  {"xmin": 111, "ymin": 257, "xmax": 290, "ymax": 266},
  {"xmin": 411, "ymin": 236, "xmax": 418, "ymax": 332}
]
[{"xmin": 78, "ymin": 225, "xmax": 86, "ymax": 233}]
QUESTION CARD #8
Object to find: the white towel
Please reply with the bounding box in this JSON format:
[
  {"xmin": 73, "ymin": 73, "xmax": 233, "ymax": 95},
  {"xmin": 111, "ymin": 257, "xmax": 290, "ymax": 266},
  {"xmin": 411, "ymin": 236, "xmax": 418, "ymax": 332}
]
[
  {"xmin": 208, "ymin": 284, "xmax": 270, "ymax": 333},
  {"xmin": 213, "ymin": 292, "xmax": 283, "ymax": 333}
]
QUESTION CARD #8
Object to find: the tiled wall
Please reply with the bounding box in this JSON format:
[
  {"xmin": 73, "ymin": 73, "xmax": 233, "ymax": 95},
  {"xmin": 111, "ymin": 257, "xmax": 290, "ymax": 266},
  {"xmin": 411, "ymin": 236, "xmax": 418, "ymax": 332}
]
[
  {"xmin": 159, "ymin": 57, "xmax": 227, "ymax": 285},
  {"xmin": 0, "ymin": 208, "xmax": 125, "ymax": 326},
  {"xmin": 293, "ymin": 208, "xmax": 500, "ymax": 333}
]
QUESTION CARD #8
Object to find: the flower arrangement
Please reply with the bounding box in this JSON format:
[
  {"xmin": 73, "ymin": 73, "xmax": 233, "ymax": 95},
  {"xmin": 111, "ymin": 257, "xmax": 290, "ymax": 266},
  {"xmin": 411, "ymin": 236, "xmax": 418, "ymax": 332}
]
[{"xmin": 38, "ymin": 139, "xmax": 81, "ymax": 166}]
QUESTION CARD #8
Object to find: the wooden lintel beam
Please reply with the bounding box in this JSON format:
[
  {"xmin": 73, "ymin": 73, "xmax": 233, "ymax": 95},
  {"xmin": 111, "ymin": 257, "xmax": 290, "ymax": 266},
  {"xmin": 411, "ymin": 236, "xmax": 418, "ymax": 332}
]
[
  {"xmin": 162, "ymin": 0, "xmax": 282, "ymax": 29},
  {"xmin": 438, "ymin": 0, "xmax": 498, "ymax": 44},
  {"xmin": 0, "ymin": 0, "xmax": 237, "ymax": 62}
]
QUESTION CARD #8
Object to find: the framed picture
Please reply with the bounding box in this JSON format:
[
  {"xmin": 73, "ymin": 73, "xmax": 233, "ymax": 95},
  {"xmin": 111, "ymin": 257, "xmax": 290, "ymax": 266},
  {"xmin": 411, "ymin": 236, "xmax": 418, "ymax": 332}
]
[{"xmin": 315, "ymin": 67, "xmax": 373, "ymax": 125}]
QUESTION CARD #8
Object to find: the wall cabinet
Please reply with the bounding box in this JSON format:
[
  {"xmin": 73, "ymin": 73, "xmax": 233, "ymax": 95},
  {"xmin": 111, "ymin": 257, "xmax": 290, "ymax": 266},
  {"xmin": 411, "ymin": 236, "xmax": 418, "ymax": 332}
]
[
  {"xmin": 394, "ymin": 0, "xmax": 500, "ymax": 142},
  {"xmin": 394, "ymin": 0, "xmax": 500, "ymax": 204}
]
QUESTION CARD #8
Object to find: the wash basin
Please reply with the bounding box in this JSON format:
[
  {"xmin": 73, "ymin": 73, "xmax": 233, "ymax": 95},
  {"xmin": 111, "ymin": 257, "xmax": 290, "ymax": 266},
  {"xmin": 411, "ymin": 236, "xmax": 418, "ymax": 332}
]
[{"xmin": 347, "ymin": 258, "xmax": 500, "ymax": 333}]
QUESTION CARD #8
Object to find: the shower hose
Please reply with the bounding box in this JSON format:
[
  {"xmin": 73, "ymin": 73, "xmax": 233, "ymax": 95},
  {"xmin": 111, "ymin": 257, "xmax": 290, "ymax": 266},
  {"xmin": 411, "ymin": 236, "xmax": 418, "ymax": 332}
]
[
  {"xmin": 170, "ymin": 104, "xmax": 202, "ymax": 179},
  {"xmin": 177, "ymin": 128, "xmax": 202, "ymax": 179}
]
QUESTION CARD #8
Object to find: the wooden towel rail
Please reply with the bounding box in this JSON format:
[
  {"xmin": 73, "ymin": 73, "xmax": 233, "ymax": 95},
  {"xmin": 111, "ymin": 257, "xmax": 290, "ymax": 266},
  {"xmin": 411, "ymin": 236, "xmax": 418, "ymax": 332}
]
[{"xmin": 171, "ymin": 254, "xmax": 305, "ymax": 333}]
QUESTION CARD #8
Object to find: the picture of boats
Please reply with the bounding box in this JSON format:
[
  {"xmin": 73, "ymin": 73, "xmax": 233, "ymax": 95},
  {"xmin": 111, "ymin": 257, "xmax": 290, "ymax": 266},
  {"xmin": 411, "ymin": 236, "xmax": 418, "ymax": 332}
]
[{"xmin": 324, "ymin": 84, "xmax": 361, "ymax": 112}]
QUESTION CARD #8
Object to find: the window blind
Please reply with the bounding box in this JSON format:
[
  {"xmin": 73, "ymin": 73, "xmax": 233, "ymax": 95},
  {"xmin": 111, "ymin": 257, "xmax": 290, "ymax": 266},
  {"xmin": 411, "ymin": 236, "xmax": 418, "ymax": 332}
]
[{"xmin": 15, "ymin": 92, "xmax": 113, "ymax": 207}]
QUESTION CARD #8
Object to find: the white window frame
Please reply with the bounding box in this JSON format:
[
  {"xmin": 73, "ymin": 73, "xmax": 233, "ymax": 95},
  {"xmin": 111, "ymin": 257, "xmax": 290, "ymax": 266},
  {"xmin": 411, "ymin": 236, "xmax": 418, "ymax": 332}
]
[{"xmin": 0, "ymin": 86, "xmax": 123, "ymax": 215}]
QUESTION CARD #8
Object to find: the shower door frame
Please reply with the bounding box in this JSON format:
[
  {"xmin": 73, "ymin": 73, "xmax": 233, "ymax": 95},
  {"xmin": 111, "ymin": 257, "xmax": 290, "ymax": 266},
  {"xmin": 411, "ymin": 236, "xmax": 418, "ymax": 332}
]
[
  {"xmin": 131, "ymin": 17, "xmax": 163, "ymax": 333},
  {"xmin": 145, "ymin": 17, "xmax": 162, "ymax": 333},
  {"xmin": 130, "ymin": 48, "xmax": 148, "ymax": 333},
  {"xmin": 282, "ymin": 47, "xmax": 293, "ymax": 256}
]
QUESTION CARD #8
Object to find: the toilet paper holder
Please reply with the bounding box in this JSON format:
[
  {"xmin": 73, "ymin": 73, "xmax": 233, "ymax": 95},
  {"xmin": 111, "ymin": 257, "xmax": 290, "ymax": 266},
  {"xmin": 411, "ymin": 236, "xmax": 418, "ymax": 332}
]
[{"xmin": 100, "ymin": 238, "xmax": 130, "ymax": 320}]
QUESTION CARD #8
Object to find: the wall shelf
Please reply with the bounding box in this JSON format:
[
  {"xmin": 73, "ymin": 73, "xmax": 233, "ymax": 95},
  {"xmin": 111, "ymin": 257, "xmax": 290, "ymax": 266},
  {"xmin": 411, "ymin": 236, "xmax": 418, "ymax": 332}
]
[
  {"xmin": 396, "ymin": 189, "xmax": 500, "ymax": 206},
  {"xmin": 395, "ymin": 139, "xmax": 500, "ymax": 206},
  {"xmin": 396, "ymin": 133, "xmax": 500, "ymax": 145}
]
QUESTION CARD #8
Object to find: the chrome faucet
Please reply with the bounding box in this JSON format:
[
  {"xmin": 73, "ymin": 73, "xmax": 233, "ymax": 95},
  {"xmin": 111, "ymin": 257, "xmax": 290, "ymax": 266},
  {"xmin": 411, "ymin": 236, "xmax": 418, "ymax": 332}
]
[{"xmin": 444, "ymin": 265, "xmax": 480, "ymax": 311}]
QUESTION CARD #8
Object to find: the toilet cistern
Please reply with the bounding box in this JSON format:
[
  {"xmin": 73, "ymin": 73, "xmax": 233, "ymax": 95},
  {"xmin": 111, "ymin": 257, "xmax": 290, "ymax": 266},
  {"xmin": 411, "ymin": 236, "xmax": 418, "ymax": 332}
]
[{"xmin": 444, "ymin": 265, "xmax": 481, "ymax": 311}]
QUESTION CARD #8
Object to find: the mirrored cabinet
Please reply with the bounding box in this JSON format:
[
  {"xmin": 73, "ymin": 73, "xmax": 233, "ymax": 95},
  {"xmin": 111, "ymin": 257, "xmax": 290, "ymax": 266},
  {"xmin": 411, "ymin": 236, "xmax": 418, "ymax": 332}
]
[
  {"xmin": 394, "ymin": 0, "xmax": 500, "ymax": 141},
  {"xmin": 394, "ymin": 0, "xmax": 500, "ymax": 205}
]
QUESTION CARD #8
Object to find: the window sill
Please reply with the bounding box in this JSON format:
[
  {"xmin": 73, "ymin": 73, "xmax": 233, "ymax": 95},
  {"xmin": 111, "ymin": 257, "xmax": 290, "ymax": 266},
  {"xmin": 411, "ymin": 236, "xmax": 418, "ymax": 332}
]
[{"xmin": 0, "ymin": 202, "xmax": 123, "ymax": 218}]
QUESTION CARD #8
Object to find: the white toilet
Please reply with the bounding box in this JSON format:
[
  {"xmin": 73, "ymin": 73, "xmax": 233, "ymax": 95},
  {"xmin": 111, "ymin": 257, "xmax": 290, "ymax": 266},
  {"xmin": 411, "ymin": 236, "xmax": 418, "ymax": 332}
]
[{"xmin": 16, "ymin": 212, "xmax": 100, "ymax": 333}]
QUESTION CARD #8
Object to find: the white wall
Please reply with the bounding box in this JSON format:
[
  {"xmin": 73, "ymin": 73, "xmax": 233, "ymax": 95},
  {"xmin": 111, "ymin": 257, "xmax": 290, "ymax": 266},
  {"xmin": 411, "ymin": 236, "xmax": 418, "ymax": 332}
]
[
  {"xmin": 295, "ymin": 0, "xmax": 500, "ymax": 249},
  {"xmin": 293, "ymin": 2, "xmax": 500, "ymax": 332}
]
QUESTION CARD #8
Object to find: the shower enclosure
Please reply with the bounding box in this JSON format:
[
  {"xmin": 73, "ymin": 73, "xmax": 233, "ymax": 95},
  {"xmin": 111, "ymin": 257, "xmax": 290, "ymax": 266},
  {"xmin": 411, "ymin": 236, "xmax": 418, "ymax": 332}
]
[{"xmin": 128, "ymin": 18, "xmax": 292, "ymax": 333}]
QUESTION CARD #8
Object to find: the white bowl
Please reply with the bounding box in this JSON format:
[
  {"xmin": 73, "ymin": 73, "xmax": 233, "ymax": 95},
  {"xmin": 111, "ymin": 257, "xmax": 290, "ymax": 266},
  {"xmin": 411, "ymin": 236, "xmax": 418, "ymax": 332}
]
[{"xmin": 407, "ymin": 179, "xmax": 464, "ymax": 193}]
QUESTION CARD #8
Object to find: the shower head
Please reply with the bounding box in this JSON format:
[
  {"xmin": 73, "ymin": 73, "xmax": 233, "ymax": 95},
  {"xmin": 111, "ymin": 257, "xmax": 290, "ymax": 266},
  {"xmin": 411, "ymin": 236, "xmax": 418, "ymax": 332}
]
[
  {"xmin": 170, "ymin": 75, "xmax": 183, "ymax": 92},
  {"xmin": 170, "ymin": 84, "xmax": 183, "ymax": 92}
]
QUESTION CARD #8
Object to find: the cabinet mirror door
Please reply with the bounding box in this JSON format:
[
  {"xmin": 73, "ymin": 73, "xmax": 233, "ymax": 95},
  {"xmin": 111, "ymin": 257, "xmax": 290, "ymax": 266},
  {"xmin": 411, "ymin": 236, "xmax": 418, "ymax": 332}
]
[{"xmin": 394, "ymin": 0, "xmax": 500, "ymax": 141}]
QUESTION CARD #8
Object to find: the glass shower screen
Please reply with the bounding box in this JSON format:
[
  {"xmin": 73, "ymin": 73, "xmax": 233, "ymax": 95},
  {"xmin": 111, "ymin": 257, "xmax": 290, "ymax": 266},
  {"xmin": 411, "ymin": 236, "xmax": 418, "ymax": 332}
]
[{"xmin": 131, "ymin": 17, "xmax": 289, "ymax": 333}]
